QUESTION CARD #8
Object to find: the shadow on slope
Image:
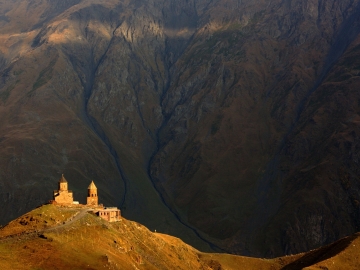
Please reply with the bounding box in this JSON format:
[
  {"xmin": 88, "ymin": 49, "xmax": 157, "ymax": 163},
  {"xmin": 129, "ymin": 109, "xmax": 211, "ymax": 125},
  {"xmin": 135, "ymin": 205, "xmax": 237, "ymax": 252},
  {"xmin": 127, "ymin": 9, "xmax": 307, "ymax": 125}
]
[{"xmin": 281, "ymin": 233, "xmax": 358, "ymax": 270}]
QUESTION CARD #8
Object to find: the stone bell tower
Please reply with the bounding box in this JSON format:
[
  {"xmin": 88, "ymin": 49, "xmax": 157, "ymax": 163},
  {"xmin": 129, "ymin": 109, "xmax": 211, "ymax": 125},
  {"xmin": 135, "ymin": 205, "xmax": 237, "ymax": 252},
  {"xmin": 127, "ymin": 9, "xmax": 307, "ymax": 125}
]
[
  {"xmin": 59, "ymin": 174, "xmax": 68, "ymax": 191},
  {"xmin": 86, "ymin": 180, "xmax": 98, "ymax": 206}
]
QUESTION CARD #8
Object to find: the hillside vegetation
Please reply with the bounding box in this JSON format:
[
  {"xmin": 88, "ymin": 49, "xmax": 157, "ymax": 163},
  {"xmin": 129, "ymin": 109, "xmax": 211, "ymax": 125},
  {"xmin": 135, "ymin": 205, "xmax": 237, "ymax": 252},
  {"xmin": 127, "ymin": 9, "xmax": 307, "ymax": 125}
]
[{"xmin": 1, "ymin": 205, "xmax": 360, "ymax": 270}]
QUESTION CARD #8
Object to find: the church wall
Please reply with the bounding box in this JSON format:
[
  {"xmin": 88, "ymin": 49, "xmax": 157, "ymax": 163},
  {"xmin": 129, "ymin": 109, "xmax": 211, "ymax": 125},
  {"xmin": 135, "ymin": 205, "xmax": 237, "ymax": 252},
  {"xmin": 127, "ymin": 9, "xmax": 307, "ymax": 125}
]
[{"xmin": 54, "ymin": 190, "xmax": 73, "ymax": 204}]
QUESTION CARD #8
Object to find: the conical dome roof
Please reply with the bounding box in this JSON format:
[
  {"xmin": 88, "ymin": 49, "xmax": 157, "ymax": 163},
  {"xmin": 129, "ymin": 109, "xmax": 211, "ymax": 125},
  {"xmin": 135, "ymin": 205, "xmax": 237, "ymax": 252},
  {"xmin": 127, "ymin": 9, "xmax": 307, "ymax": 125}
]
[
  {"xmin": 88, "ymin": 180, "xmax": 97, "ymax": 189},
  {"xmin": 59, "ymin": 174, "xmax": 67, "ymax": 183}
]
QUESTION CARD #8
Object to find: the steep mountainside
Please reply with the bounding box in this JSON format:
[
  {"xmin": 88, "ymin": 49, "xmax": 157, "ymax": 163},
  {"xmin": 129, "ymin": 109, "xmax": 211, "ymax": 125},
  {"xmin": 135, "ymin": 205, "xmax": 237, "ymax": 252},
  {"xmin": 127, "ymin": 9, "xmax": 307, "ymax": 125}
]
[{"xmin": 1, "ymin": 0, "xmax": 360, "ymax": 257}]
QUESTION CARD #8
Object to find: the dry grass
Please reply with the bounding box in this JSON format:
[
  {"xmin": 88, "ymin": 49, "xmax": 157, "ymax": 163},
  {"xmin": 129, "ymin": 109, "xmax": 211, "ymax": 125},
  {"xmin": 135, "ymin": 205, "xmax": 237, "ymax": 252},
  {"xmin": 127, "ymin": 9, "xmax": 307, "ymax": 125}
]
[
  {"xmin": 0, "ymin": 205, "xmax": 78, "ymax": 238},
  {"xmin": 1, "ymin": 205, "xmax": 359, "ymax": 269}
]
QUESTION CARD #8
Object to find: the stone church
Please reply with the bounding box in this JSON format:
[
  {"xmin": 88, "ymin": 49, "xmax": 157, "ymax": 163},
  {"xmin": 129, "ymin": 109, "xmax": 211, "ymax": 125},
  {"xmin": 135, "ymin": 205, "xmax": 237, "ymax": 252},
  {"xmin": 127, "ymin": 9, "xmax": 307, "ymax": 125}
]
[
  {"xmin": 52, "ymin": 174, "xmax": 121, "ymax": 222},
  {"xmin": 53, "ymin": 174, "xmax": 98, "ymax": 206},
  {"xmin": 53, "ymin": 174, "xmax": 74, "ymax": 204}
]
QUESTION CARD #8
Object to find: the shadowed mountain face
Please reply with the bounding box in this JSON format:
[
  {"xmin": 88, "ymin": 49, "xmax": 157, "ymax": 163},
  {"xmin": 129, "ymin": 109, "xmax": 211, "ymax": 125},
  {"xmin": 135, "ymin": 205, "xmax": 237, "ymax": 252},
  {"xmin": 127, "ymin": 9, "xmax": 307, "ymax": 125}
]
[{"xmin": 1, "ymin": 0, "xmax": 360, "ymax": 257}]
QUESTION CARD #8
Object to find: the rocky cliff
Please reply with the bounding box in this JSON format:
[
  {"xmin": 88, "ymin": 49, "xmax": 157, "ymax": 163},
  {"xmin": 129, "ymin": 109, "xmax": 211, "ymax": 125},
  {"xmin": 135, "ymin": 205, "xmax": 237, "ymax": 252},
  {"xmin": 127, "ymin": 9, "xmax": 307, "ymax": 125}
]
[{"xmin": 1, "ymin": 0, "xmax": 360, "ymax": 257}]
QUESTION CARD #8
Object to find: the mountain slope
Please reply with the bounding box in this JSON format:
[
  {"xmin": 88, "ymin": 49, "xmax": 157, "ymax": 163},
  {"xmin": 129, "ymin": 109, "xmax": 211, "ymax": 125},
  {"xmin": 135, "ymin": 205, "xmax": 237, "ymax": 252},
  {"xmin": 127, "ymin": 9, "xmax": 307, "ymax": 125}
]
[
  {"xmin": 150, "ymin": 0, "xmax": 360, "ymax": 256},
  {"xmin": 1, "ymin": 204, "xmax": 360, "ymax": 270},
  {"xmin": 1, "ymin": 0, "xmax": 360, "ymax": 257},
  {"xmin": 0, "ymin": 205, "xmax": 278, "ymax": 269},
  {"xmin": 0, "ymin": 0, "xmax": 214, "ymax": 253}
]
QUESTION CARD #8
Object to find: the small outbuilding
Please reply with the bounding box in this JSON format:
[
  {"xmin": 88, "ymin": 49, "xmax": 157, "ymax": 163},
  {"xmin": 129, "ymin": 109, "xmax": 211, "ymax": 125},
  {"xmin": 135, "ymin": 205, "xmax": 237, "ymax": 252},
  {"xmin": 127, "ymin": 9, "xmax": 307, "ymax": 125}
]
[{"xmin": 97, "ymin": 207, "xmax": 121, "ymax": 222}]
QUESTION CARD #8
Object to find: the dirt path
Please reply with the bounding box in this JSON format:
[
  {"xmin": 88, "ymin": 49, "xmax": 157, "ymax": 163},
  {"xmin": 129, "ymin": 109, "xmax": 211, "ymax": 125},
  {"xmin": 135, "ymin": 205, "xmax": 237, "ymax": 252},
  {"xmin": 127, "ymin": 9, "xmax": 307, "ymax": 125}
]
[
  {"xmin": 0, "ymin": 208, "xmax": 94, "ymax": 242},
  {"xmin": 44, "ymin": 208, "xmax": 93, "ymax": 233}
]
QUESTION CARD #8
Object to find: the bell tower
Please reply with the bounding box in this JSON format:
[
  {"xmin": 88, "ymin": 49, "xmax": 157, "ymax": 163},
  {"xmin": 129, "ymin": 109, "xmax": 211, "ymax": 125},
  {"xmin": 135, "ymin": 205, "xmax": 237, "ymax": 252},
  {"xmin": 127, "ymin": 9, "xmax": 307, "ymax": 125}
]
[
  {"xmin": 53, "ymin": 174, "xmax": 73, "ymax": 204},
  {"xmin": 59, "ymin": 174, "xmax": 68, "ymax": 191},
  {"xmin": 86, "ymin": 180, "xmax": 98, "ymax": 206}
]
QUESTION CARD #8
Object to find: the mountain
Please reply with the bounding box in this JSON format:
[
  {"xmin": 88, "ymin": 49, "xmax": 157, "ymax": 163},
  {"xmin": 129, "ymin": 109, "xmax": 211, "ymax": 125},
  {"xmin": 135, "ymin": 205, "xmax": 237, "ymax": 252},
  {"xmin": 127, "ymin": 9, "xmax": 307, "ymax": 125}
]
[
  {"xmin": 1, "ymin": 0, "xmax": 360, "ymax": 257},
  {"xmin": 1, "ymin": 204, "xmax": 360, "ymax": 270}
]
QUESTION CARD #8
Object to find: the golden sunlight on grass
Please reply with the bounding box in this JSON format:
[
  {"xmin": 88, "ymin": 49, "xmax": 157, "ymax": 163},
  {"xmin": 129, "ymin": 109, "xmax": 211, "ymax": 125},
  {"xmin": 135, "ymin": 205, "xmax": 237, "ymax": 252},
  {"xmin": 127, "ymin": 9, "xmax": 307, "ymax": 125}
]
[{"xmin": 1, "ymin": 205, "xmax": 359, "ymax": 269}]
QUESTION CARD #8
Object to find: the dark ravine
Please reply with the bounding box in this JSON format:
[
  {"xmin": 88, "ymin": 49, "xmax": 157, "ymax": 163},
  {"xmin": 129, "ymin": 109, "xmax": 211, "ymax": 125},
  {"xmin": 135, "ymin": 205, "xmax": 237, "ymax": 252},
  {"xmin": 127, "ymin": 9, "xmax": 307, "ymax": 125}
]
[
  {"xmin": 60, "ymin": 28, "xmax": 129, "ymax": 206},
  {"xmin": 147, "ymin": 101, "xmax": 226, "ymax": 253},
  {"xmin": 78, "ymin": 1, "xmax": 219, "ymax": 252},
  {"xmin": 81, "ymin": 27, "xmax": 129, "ymax": 208}
]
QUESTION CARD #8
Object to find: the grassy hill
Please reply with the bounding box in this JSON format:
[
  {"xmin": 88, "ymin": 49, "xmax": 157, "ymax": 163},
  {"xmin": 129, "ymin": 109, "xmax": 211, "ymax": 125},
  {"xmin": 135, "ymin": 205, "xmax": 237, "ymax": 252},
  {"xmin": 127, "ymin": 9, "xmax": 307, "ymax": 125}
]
[{"xmin": 0, "ymin": 204, "xmax": 360, "ymax": 269}]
